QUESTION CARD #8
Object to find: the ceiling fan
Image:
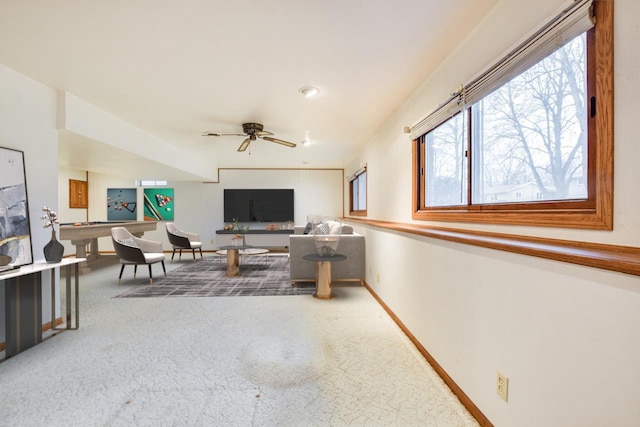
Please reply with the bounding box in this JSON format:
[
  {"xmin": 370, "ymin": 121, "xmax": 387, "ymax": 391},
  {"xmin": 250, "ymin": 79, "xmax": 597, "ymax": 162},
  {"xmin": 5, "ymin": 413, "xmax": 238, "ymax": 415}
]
[{"xmin": 202, "ymin": 123, "xmax": 297, "ymax": 152}]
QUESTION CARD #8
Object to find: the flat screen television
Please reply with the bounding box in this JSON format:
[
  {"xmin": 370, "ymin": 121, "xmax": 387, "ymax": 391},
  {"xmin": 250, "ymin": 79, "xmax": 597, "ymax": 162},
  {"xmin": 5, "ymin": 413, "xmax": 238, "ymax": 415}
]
[{"xmin": 224, "ymin": 189, "xmax": 294, "ymax": 223}]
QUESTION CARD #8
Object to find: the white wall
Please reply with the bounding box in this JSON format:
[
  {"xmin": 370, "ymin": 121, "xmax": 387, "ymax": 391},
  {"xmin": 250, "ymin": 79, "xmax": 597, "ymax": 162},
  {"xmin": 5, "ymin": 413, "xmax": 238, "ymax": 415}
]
[
  {"xmin": 345, "ymin": 0, "xmax": 640, "ymax": 425},
  {"xmin": 60, "ymin": 92, "xmax": 218, "ymax": 181},
  {"xmin": 0, "ymin": 64, "xmax": 59, "ymax": 343},
  {"xmin": 56, "ymin": 168, "xmax": 343, "ymax": 255}
]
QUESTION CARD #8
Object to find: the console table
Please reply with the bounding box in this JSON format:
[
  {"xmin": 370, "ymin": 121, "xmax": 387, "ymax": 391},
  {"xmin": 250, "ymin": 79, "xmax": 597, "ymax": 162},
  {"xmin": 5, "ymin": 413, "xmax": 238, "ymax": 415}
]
[
  {"xmin": 303, "ymin": 253, "xmax": 347, "ymax": 299},
  {"xmin": 1, "ymin": 258, "xmax": 84, "ymax": 359}
]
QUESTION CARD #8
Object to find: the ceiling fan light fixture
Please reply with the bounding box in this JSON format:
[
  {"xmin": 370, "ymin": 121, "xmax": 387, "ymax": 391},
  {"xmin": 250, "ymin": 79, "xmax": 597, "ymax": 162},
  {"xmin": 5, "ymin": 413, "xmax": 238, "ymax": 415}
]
[
  {"xmin": 204, "ymin": 122, "xmax": 297, "ymax": 152},
  {"xmin": 299, "ymin": 86, "xmax": 319, "ymax": 98}
]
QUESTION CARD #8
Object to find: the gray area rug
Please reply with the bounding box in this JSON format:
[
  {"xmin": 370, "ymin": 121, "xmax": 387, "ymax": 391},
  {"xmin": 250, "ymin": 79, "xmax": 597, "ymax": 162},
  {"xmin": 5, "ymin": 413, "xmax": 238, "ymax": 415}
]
[{"xmin": 115, "ymin": 255, "xmax": 316, "ymax": 298}]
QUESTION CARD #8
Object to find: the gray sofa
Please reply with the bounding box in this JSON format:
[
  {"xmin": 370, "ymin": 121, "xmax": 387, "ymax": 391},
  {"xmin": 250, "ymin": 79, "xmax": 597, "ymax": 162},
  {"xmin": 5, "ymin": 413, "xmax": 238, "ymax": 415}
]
[{"xmin": 289, "ymin": 225, "xmax": 365, "ymax": 285}]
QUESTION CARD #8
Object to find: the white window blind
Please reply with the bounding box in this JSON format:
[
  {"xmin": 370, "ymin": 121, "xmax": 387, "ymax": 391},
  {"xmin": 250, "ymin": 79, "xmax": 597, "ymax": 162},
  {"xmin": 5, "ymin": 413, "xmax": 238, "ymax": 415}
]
[{"xmin": 410, "ymin": 0, "xmax": 594, "ymax": 140}]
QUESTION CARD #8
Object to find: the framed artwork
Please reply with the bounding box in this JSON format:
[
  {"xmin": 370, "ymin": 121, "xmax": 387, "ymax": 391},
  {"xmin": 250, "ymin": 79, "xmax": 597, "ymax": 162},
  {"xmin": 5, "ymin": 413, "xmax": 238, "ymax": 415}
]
[
  {"xmin": 107, "ymin": 188, "xmax": 137, "ymax": 221},
  {"xmin": 0, "ymin": 146, "xmax": 33, "ymax": 268},
  {"xmin": 143, "ymin": 188, "xmax": 174, "ymax": 221}
]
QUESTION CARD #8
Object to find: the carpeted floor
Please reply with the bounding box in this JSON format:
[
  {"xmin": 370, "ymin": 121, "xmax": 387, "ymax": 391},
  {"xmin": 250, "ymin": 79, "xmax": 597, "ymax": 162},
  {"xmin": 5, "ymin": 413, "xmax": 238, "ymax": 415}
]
[
  {"xmin": 0, "ymin": 257, "xmax": 479, "ymax": 426},
  {"xmin": 115, "ymin": 254, "xmax": 316, "ymax": 298}
]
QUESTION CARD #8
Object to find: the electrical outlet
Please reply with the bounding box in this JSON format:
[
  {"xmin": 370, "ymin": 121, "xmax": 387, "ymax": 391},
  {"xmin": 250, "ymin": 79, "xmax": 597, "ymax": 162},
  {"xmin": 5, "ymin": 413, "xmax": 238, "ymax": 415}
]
[
  {"xmin": 497, "ymin": 371, "xmax": 509, "ymax": 402},
  {"xmin": 376, "ymin": 273, "xmax": 380, "ymax": 283},
  {"xmin": 210, "ymin": 239, "xmax": 214, "ymax": 244}
]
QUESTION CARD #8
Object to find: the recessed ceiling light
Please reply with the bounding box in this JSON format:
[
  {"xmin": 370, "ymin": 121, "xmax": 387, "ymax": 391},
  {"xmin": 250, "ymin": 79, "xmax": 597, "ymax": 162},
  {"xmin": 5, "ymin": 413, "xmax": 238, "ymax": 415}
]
[
  {"xmin": 299, "ymin": 86, "xmax": 319, "ymax": 98},
  {"xmin": 301, "ymin": 139, "xmax": 311, "ymax": 146}
]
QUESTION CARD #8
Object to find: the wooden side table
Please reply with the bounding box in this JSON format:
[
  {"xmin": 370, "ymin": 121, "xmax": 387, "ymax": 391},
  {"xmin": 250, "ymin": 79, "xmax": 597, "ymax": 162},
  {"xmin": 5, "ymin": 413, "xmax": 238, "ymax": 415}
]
[{"xmin": 302, "ymin": 253, "xmax": 347, "ymax": 299}]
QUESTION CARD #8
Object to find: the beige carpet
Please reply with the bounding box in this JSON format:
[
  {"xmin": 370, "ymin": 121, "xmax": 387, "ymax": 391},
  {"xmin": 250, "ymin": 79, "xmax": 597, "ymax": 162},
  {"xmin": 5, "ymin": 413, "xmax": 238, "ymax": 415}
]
[{"xmin": 0, "ymin": 256, "xmax": 479, "ymax": 426}]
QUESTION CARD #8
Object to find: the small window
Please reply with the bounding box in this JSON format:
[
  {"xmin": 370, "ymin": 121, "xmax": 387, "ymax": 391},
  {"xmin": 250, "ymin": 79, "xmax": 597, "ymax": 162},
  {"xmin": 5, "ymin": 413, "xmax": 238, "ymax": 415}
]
[
  {"xmin": 137, "ymin": 180, "xmax": 167, "ymax": 187},
  {"xmin": 349, "ymin": 168, "xmax": 367, "ymax": 216}
]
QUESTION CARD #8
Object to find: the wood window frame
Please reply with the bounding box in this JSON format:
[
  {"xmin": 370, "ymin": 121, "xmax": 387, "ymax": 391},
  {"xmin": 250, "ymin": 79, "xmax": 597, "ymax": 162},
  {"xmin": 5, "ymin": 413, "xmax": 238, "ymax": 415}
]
[
  {"xmin": 412, "ymin": 0, "xmax": 613, "ymax": 230},
  {"xmin": 349, "ymin": 169, "xmax": 367, "ymax": 216}
]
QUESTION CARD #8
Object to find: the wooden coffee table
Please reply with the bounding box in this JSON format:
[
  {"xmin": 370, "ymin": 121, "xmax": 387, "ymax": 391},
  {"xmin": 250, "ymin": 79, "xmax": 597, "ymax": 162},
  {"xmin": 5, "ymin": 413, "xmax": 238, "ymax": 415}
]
[{"xmin": 218, "ymin": 246, "xmax": 269, "ymax": 277}]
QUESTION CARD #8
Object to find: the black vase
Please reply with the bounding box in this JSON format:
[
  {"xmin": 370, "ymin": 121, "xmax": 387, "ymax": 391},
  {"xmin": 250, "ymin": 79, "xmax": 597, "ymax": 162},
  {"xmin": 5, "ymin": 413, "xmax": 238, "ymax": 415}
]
[{"xmin": 44, "ymin": 230, "xmax": 64, "ymax": 263}]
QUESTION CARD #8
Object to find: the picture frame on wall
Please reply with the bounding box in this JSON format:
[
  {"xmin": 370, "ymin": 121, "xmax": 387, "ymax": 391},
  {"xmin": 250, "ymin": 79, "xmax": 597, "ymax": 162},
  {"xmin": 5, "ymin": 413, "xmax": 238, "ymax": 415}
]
[
  {"xmin": 107, "ymin": 188, "xmax": 137, "ymax": 221},
  {"xmin": 0, "ymin": 146, "xmax": 33, "ymax": 269},
  {"xmin": 143, "ymin": 188, "xmax": 174, "ymax": 221}
]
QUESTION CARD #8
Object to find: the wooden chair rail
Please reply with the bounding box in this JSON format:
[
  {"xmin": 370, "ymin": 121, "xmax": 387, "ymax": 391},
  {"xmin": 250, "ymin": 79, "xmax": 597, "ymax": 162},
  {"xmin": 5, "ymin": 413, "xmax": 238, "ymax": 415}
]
[{"xmin": 343, "ymin": 218, "xmax": 640, "ymax": 277}]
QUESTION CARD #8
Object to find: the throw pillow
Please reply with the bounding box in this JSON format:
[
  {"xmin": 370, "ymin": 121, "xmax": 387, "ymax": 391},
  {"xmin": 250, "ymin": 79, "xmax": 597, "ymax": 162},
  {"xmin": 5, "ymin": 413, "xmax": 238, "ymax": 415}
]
[
  {"xmin": 327, "ymin": 221, "xmax": 342, "ymax": 235},
  {"xmin": 303, "ymin": 222, "xmax": 312, "ymax": 234}
]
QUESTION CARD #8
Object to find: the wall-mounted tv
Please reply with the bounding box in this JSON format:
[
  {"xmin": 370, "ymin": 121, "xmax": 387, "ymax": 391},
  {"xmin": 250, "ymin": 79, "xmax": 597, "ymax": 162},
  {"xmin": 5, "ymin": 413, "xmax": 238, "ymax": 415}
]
[{"xmin": 224, "ymin": 189, "xmax": 294, "ymax": 222}]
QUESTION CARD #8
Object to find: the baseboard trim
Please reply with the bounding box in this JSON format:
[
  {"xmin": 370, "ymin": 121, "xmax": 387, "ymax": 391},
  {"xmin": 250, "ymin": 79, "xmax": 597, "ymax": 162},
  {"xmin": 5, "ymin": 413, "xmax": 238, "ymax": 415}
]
[
  {"xmin": 43, "ymin": 317, "xmax": 64, "ymax": 331},
  {"xmin": 363, "ymin": 281, "xmax": 493, "ymax": 427}
]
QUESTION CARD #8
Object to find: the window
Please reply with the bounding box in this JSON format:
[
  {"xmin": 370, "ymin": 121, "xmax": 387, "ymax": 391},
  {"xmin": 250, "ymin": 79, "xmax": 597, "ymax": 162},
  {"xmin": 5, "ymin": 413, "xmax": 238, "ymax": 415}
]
[
  {"xmin": 425, "ymin": 113, "xmax": 467, "ymax": 206},
  {"xmin": 412, "ymin": 0, "xmax": 613, "ymax": 229},
  {"xmin": 472, "ymin": 34, "xmax": 587, "ymax": 206},
  {"xmin": 137, "ymin": 180, "xmax": 167, "ymax": 187},
  {"xmin": 349, "ymin": 168, "xmax": 367, "ymax": 216}
]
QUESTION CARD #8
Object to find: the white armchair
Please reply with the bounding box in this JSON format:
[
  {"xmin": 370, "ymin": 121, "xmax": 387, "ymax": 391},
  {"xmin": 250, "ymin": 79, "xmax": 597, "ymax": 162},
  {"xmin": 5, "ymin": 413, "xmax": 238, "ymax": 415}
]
[
  {"xmin": 111, "ymin": 227, "xmax": 166, "ymax": 284},
  {"xmin": 165, "ymin": 222, "xmax": 203, "ymax": 262}
]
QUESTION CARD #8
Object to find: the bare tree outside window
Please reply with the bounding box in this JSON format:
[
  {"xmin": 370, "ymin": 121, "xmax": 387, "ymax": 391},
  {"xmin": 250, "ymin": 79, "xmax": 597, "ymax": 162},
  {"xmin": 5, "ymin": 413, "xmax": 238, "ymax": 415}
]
[
  {"xmin": 425, "ymin": 112, "xmax": 467, "ymax": 206},
  {"xmin": 472, "ymin": 34, "xmax": 587, "ymax": 204}
]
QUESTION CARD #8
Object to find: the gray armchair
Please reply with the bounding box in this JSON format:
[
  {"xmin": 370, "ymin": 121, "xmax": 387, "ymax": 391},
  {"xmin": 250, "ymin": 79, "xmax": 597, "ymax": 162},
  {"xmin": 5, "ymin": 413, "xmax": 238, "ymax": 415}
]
[
  {"xmin": 166, "ymin": 222, "xmax": 203, "ymax": 262},
  {"xmin": 289, "ymin": 225, "xmax": 365, "ymax": 285},
  {"xmin": 111, "ymin": 227, "xmax": 166, "ymax": 285}
]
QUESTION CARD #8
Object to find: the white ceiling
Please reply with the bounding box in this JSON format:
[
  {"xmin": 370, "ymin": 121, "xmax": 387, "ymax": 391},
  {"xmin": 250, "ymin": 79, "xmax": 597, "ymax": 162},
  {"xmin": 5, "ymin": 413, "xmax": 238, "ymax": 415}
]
[{"xmin": 0, "ymin": 0, "xmax": 498, "ymax": 180}]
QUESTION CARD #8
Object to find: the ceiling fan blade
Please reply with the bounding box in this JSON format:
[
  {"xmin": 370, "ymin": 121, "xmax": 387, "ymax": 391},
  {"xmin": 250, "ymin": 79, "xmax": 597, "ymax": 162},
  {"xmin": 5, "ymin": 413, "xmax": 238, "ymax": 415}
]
[
  {"xmin": 238, "ymin": 137, "xmax": 251, "ymax": 152},
  {"xmin": 202, "ymin": 132, "xmax": 247, "ymax": 137},
  {"xmin": 262, "ymin": 136, "xmax": 297, "ymax": 148},
  {"xmin": 255, "ymin": 130, "xmax": 274, "ymax": 137}
]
